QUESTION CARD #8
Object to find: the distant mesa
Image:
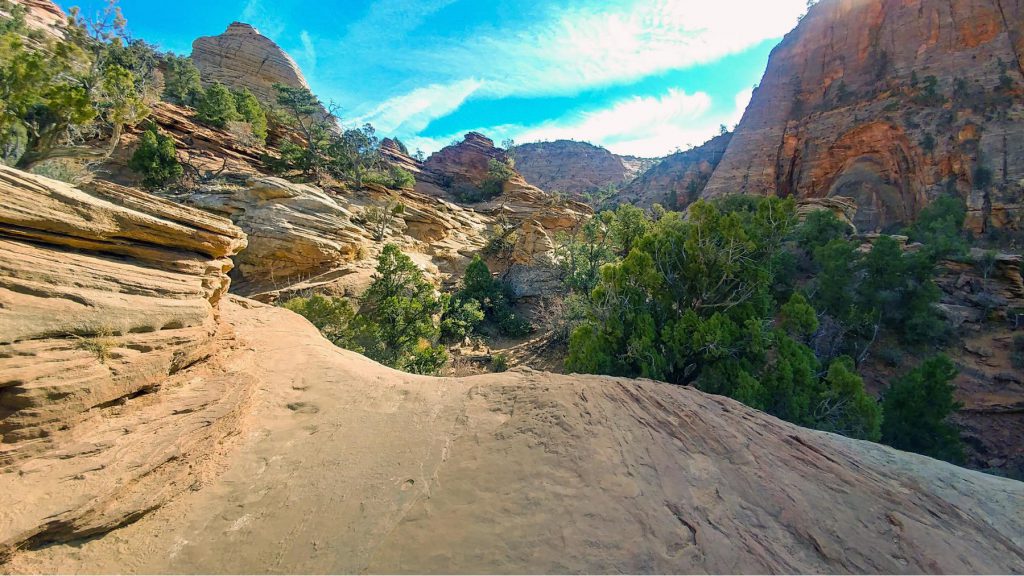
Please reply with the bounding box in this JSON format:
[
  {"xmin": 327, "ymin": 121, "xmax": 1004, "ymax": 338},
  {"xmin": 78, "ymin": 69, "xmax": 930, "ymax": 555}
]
[{"xmin": 513, "ymin": 140, "xmax": 650, "ymax": 197}]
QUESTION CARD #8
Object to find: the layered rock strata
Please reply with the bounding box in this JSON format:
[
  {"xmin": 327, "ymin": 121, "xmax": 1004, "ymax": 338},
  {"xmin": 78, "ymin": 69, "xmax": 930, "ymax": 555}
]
[{"xmin": 0, "ymin": 165, "xmax": 247, "ymax": 557}]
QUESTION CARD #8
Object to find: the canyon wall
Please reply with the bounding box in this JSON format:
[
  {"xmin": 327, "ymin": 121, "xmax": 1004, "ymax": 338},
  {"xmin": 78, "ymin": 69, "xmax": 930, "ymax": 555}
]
[
  {"xmin": 702, "ymin": 0, "xmax": 1024, "ymax": 234},
  {"xmin": 616, "ymin": 133, "xmax": 732, "ymax": 209}
]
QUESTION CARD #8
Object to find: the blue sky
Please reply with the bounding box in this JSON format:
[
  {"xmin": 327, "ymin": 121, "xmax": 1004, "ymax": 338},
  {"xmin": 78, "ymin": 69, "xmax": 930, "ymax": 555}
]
[{"xmin": 59, "ymin": 0, "xmax": 808, "ymax": 157}]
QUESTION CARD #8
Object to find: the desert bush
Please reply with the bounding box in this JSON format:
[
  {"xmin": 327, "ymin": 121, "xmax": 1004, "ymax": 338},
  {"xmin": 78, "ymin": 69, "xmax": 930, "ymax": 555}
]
[
  {"xmin": 162, "ymin": 53, "xmax": 203, "ymax": 106},
  {"xmin": 362, "ymin": 197, "xmax": 405, "ymax": 241},
  {"xmin": 29, "ymin": 159, "xmax": 89, "ymax": 184},
  {"xmin": 74, "ymin": 328, "xmax": 120, "ymax": 364},
  {"xmin": 444, "ymin": 256, "xmax": 531, "ymax": 338},
  {"xmin": 196, "ymin": 82, "xmax": 239, "ymax": 128},
  {"xmin": 359, "ymin": 244, "xmax": 447, "ymax": 374},
  {"xmin": 491, "ymin": 353, "xmax": 509, "ymax": 373},
  {"xmin": 389, "ymin": 166, "xmax": 415, "ymax": 189},
  {"xmin": 128, "ymin": 125, "xmax": 182, "ymax": 188},
  {"xmin": 232, "ymin": 88, "xmax": 267, "ymax": 143},
  {"xmin": 282, "ymin": 294, "xmax": 364, "ymax": 353},
  {"xmin": 881, "ymin": 355, "xmax": 965, "ymax": 463}
]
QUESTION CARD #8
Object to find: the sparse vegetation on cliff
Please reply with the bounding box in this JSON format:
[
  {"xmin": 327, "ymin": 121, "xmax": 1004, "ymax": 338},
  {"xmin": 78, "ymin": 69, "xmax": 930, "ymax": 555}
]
[{"xmin": 0, "ymin": 0, "xmax": 152, "ymax": 169}]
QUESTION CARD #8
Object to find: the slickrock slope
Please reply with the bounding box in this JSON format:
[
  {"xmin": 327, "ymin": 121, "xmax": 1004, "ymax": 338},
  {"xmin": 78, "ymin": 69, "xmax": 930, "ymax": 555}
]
[
  {"xmin": 702, "ymin": 0, "xmax": 1024, "ymax": 233},
  {"xmin": 3, "ymin": 299, "xmax": 1023, "ymax": 573},
  {"xmin": 513, "ymin": 140, "xmax": 644, "ymax": 196},
  {"xmin": 616, "ymin": 133, "xmax": 732, "ymax": 209},
  {"xmin": 191, "ymin": 22, "xmax": 315, "ymax": 109},
  {"xmin": 0, "ymin": 165, "xmax": 248, "ymax": 557}
]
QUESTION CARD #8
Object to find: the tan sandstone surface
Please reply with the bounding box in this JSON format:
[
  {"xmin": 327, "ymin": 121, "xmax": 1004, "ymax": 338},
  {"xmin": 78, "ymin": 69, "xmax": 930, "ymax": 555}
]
[
  {"xmin": 3, "ymin": 298, "xmax": 1023, "ymax": 574},
  {"xmin": 191, "ymin": 22, "xmax": 312, "ymax": 107}
]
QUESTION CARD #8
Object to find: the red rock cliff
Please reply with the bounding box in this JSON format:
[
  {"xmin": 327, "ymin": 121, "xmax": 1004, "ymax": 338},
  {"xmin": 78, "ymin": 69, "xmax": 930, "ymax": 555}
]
[{"xmin": 703, "ymin": 0, "xmax": 1024, "ymax": 233}]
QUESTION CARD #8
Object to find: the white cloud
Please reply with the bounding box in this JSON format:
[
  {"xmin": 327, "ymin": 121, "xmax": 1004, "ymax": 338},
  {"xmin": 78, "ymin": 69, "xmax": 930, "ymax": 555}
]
[
  {"xmin": 298, "ymin": 30, "xmax": 317, "ymax": 74},
  {"xmin": 352, "ymin": 79, "xmax": 484, "ymax": 135},
  {"xmin": 515, "ymin": 89, "xmax": 713, "ymax": 156},
  {"xmin": 405, "ymin": 0, "xmax": 807, "ymax": 99},
  {"xmin": 239, "ymin": 0, "xmax": 285, "ymax": 39}
]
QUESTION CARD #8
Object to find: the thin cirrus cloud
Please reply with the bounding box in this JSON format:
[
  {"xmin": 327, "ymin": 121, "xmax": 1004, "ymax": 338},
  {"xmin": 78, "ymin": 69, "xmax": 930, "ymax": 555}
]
[
  {"xmin": 349, "ymin": 0, "xmax": 806, "ymax": 156},
  {"xmin": 415, "ymin": 0, "xmax": 805, "ymax": 99}
]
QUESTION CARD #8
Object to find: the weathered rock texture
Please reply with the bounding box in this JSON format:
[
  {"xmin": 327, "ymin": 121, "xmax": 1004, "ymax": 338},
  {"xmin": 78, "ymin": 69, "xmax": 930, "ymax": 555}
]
[
  {"xmin": 616, "ymin": 133, "xmax": 732, "ymax": 209},
  {"xmin": 0, "ymin": 165, "xmax": 249, "ymax": 557},
  {"xmin": 10, "ymin": 0, "xmax": 64, "ymax": 37},
  {"xmin": 927, "ymin": 250, "xmax": 1023, "ymax": 473},
  {"xmin": 3, "ymin": 300, "xmax": 1023, "ymax": 573},
  {"xmin": 702, "ymin": 0, "xmax": 1024, "ymax": 234},
  {"xmin": 191, "ymin": 22, "xmax": 313, "ymax": 108},
  {"xmin": 513, "ymin": 140, "xmax": 646, "ymax": 196},
  {"xmin": 168, "ymin": 175, "xmax": 495, "ymax": 302}
]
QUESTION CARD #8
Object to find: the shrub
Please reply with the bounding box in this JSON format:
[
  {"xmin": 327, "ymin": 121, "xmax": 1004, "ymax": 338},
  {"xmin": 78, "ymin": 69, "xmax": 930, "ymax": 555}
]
[
  {"xmin": 282, "ymin": 294, "xmax": 364, "ymax": 353},
  {"xmin": 162, "ymin": 54, "xmax": 203, "ymax": 106},
  {"xmin": 128, "ymin": 125, "xmax": 182, "ymax": 188},
  {"xmin": 362, "ymin": 198, "xmax": 405, "ymax": 241},
  {"xmin": 881, "ymin": 355, "xmax": 964, "ymax": 463},
  {"xmin": 478, "ymin": 158, "xmax": 514, "ymax": 199},
  {"xmin": 440, "ymin": 298, "xmax": 484, "ymax": 342},
  {"xmin": 907, "ymin": 195, "xmax": 967, "ymax": 260},
  {"xmin": 555, "ymin": 212, "xmax": 616, "ymax": 294},
  {"xmin": 445, "ymin": 255, "xmax": 531, "ymax": 338},
  {"xmin": 74, "ymin": 328, "xmax": 120, "ymax": 364},
  {"xmin": 389, "ymin": 166, "xmax": 415, "ymax": 189},
  {"xmin": 491, "ymin": 353, "xmax": 509, "ymax": 373},
  {"xmin": 232, "ymin": 88, "xmax": 267, "ymax": 143},
  {"xmin": 815, "ymin": 356, "xmax": 882, "ymax": 441},
  {"xmin": 359, "ymin": 244, "xmax": 447, "ymax": 374},
  {"xmin": 29, "ymin": 159, "xmax": 88, "ymax": 185},
  {"xmin": 196, "ymin": 82, "xmax": 239, "ymax": 128},
  {"xmin": 796, "ymin": 209, "xmax": 851, "ymax": 252}
]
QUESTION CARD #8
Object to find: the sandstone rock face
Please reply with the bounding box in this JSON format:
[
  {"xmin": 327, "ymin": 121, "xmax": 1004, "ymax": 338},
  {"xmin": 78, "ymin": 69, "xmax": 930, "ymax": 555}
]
[
  {"xmin": 513, "ymin": 140, "xmax": 645, "ymax": 196},
  {"xmin": 101, "ymin": 102, "xmax": 267, "ymax": 187},
  {"xmin": 934, "ymin": 250, "xmax": 1024, "ymax": 474},
  {"xmin": 191, "ymin": 22, "xmax": 311, "ymax": 107},
  {"xmin": 796, "ymin": 196, "xmax": 860, "ymax": 231},
  {"xmin": 703, "ymin": 0, "xmax": 1024, "ymax": 233},
  {"xmin": 186, "ymin": 177, "xmax": 365, "ymax": 294},
  {"xmin": 0, "ymin": 165, "xmax": 248, "ymax": 556},
  {"xmin": 616, "ymin": 133, "xmax": 731, "ymax": 209},
  {"xmin": 169, "ymin": 174, "xmax": 497, "ymax": 302},
  {"xmin": 10, "ymin": 0, "xmax": 64, "ymax": 37},
  {"xmin": 3, "ymin": 300, "xmax": 1023, "ymax": 573}
]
